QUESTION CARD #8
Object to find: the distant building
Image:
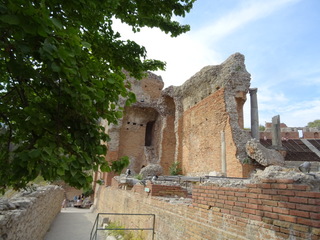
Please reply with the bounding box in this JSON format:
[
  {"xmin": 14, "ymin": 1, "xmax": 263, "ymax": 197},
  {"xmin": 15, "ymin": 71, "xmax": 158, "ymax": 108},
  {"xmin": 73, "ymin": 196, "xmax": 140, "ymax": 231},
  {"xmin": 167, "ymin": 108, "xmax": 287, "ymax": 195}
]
[{"xmin": 260, "ymin": 122, "xmax": 320, "ymax": 140}]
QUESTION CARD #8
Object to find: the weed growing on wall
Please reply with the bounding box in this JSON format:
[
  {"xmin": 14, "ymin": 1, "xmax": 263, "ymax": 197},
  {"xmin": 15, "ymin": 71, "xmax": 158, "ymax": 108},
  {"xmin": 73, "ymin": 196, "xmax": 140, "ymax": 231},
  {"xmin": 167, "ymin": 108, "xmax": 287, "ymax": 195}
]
[
  {"xmin": 169, "ymin": 161, "xmax": 182, "ymax": 175},
  {"xmin": 134, "ymin": 174, "xmax": 143, "ymax": 180}
]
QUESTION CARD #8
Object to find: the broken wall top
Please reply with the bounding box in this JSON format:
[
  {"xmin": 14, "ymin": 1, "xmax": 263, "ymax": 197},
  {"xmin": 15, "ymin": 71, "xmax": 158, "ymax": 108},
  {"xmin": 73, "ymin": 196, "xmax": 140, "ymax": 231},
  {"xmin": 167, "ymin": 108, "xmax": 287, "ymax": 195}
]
[
  {"xmin": 128, "ymin": 72, "xmax": 164, "ymax": 103},
  {"xmin": 167, "ymin": 53, "xmax": 251, "ymax": 111}
]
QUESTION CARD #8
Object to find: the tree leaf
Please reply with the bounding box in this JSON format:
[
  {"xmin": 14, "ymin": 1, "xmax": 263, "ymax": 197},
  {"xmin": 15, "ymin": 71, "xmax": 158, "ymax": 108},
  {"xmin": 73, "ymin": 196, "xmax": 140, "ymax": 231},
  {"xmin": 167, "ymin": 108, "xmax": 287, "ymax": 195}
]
[
  {"xmin": 0, "ymin": 0, "xmax": 195, "ymax": 192},
  {"xmin": 0, "ymin": 15, "xmax": 19, "ymax": 25},
  {"xmin": 81, "ymin": 41, "xmax": 91, "ymax": 49},
  {"xmin": 50, "ymin": 17, "xmax": 63, "ymax": 29},
  {"xmin": 28, "ymin": 149, "xmax": 41, "ymax": 159},
  {"xmin": 51, "ymin": 62, "xmax": 61, "ymax": 72},
  {"xmin": 57, "ymin": 168, "xmax": 65, "ymax": 176}
]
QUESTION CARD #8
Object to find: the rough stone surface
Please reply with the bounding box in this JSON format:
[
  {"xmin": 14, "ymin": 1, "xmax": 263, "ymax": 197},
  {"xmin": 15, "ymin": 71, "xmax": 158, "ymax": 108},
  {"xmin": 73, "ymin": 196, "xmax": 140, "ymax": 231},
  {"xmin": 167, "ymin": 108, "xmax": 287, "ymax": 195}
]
[
  {"xmin": 201, "ymin": 165, "xmax": 320, "ymax": 190},
  {"xmin": 251, "ymin": 165, "xmax": 320, "ymax": 189},
  {"xmin": 0, "ymin": 185, "xmax": 64, "ymax": 240},
  {"xmin": 139, "ymin": 164, "xmax": 163, "ymax": 178},
  {"xmin": 246, "ymin": 139, "xmax": 285, "ymax": 166}
]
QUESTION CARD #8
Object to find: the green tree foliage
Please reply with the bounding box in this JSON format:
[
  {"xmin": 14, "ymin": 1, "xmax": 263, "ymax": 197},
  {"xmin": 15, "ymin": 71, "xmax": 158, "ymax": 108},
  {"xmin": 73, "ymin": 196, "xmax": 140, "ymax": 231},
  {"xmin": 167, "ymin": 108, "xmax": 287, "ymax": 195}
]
[
  {"xmin": 0, "ymin": 0, "xmax": 195, "ymax": 192},
  {"xmin": 307, "ymin": 119, "xmax": 320, "ymax": 128},
  {"xmin": 259, "ymin": 125, "xmax": 265, "ymax": 131}
]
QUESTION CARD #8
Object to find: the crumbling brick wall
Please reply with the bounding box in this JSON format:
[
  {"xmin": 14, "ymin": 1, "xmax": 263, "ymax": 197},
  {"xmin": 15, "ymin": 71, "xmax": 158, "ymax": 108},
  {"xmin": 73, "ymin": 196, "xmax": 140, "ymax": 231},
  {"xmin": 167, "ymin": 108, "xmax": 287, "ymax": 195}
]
[
  {"xmin": 192, "ymin": 179, "xmax": 320, "ymax": 239},
  {"xmin": 95, "ymin": 179, "xmax": 320, "ymax": 240},
  {"xmin": 101, "ymin": 53, "xmax": 257, "ymax": 181},
  {"xmin": 177, "ymin": 89, "xmax": 229, "ymax": 175},
  {"xmin": 169, "ymin": 53, "xmax": 252, "ymax": 177}
]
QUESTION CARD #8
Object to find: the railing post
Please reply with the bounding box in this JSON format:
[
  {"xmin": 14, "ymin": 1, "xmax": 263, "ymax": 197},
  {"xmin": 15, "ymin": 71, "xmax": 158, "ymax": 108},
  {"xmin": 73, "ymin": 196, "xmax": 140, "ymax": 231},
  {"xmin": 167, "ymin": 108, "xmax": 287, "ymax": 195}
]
[
  {"xmin": 95, "ymin": 213, "xmax": 99, "ymax": 240},
  {"xmin": 90, "ymin": 213, "xmax": 155, "ymax": 239},
  {"xmin": 152, "ymin": 214, "xmax": 155, "ymax": 240}
]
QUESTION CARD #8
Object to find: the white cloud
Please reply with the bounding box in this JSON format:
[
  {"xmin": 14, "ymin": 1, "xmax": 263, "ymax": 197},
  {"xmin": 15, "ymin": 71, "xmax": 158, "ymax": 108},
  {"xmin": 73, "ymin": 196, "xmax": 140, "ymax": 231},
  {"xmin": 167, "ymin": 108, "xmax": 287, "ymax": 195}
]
[
  {"xmin": 112, "ymin": 0, "xmax": 319, "ymax": 129},
  {"xmin": 280, "ymin": 100, "xmax": 320, "ymax": 127},
  {"xmin": 244, "ymin": 94, "xmax": 320, "ymax": 128},
  {"xmin": 111, "ymin": 0, "xmax": 300, "ymax": 87},
  {"xmin": 112, "ymin": 19, "xmax": 221, "ymax": 86},
  {"xmin": 195, "ymin": 0, "xmax": 300, "ymax": 43}
]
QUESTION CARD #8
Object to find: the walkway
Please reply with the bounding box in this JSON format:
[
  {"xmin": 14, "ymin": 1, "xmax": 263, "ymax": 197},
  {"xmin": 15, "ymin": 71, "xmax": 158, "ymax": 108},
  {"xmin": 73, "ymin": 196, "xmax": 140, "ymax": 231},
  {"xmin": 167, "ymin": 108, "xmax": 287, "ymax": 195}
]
[{"xmin": 45, "ymin": 207, "xmax": 97, "ymax": 240}]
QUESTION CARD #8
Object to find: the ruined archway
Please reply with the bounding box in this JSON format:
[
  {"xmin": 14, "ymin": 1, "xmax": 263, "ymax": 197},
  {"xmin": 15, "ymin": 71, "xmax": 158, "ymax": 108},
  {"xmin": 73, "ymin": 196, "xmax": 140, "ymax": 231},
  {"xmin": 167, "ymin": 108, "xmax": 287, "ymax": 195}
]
[{"xmin": 118, "ymin": 106, "xmax": 159, "ymax": 173}]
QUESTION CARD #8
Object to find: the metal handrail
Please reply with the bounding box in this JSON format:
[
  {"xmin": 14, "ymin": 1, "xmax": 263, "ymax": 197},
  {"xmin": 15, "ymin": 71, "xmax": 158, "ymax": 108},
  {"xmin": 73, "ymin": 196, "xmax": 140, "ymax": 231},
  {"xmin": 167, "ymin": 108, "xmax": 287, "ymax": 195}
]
[{"xmin": 90, "ymin": 213, "xmax": 155, "ymax": 240}]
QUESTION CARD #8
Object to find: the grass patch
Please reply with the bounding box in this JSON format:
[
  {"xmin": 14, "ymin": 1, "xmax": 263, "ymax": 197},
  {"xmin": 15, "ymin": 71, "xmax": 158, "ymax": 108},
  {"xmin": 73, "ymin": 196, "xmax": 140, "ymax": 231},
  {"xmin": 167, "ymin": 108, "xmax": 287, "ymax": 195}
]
[{"xmin": 105, "ymin": 221, "xmax": 146, "ymax": 240}]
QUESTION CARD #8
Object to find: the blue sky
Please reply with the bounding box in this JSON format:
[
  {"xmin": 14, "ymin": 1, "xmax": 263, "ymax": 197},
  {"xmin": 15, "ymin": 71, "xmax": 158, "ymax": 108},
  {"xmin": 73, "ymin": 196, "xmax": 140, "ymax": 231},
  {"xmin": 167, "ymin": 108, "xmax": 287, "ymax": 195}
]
[{"xmin": 114, "ymin": 0, "xmax": 320, "ymax": 128}]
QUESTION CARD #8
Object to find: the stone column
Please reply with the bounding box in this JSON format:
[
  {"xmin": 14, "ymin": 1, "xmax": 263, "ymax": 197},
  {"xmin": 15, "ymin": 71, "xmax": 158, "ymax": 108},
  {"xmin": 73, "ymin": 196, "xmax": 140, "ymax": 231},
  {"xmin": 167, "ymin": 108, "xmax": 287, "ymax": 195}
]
[
  {"xmin": 249, "ymin": 88, "xmax": 259, "ymax": 140},
  {"xmin": 221, "ymin": 131, "xmax": 226, "ymax": 176},
  {"xmin": 272, "ymin": 115, "xmax": 282, "ymax": 148}
]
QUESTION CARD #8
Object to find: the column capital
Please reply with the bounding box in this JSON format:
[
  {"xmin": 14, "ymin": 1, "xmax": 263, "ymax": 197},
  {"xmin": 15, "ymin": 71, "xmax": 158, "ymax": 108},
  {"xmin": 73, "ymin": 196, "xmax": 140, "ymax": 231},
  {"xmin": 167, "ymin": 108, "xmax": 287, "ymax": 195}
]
[{"xmin": 249, "ymin": 88, "xmax": 258, "ymax": 95}]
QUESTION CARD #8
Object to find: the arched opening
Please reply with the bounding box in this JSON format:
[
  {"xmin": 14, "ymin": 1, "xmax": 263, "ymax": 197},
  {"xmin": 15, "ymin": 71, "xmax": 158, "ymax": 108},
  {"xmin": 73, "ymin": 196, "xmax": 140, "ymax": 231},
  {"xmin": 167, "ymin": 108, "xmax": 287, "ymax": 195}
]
[
  {"xmin": 145, "ymin": 121, "xmax": 155, "ymax": 146},
  {"xmin": 315, "ymin": 132, "xmax": 319, "ymax": 139}
]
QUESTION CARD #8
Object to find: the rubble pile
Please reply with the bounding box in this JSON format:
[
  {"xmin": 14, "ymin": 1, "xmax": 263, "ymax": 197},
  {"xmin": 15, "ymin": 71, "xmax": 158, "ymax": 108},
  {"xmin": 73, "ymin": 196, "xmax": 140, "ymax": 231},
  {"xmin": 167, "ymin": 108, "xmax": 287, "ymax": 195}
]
[
  {"xmin": 250, "ymin": 165, "xmax": 320, "ymax": 190},
  {"xmin": 201, "ymin": 166, "xmax": 320, "ymax": 190}
]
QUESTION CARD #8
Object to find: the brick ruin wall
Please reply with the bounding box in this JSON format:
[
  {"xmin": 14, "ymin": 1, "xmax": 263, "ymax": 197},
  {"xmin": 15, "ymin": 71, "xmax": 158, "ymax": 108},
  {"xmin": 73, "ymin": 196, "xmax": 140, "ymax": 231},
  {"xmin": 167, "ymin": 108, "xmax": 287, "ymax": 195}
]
[
  {"xmin": 99, "ymin": 53, "xmax": 261, "ymax": 181},
  {"xmin": 95, "ymin": 179, "xmax": 320, "ymax": 240},
  {"xmin": 261, "ymin": 124, "xmax": 320, "ymax": 140},
  {"xmin": 177, "ymin": 89, "xmax": 246, "ymax": 177},
  {"xmin": 171, "ymin": 53, "xmax": 253, "ymax": 177},
  {"xmin": 177, "ymin": 89, "xmax": 225, "ymax": 175},
  {"xmin": 0, "ymin": 185, "xmax": 64, "ymax": 240}
]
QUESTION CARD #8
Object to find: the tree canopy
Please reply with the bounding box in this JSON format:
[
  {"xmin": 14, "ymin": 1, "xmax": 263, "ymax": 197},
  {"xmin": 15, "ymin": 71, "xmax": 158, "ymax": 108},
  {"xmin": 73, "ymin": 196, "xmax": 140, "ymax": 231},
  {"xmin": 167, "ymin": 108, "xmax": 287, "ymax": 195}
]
[
  {"xmin": 307, "ymin": 120, "xmax": 320, "ymax": 128},
  {"xmin": 0, "ymin": 0, "xmax": 195, "ymax": 192}
]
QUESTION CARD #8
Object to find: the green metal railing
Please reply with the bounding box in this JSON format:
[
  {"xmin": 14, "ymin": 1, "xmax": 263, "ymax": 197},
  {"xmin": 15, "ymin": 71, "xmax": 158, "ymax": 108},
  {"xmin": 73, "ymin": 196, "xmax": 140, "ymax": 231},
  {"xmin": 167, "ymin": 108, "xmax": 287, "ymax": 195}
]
[{"xmin": 90, "ymin": 213, "xmax": 155, "ymax": 240}]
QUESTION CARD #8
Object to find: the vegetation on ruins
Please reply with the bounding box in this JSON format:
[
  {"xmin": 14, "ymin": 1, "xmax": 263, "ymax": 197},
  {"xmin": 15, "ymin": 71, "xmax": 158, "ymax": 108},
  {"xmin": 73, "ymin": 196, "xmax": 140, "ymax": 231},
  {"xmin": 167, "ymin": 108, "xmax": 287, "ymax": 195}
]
[
  {"xmin": 169, "ymin": 161, "xmax": 182, "ymax": 175},
  {"xmin": 134, "ymin": 173, "xmax": 143, "ymax": 180},
  {"xmin": 307, "ymin": 119, "xmax": 320, "ymax": 128},
  {"xmin": 0, "ymin": 0, "xmax": 195, "ymax": 193},
  {"xmin": 106, "ymin": 221, "xmax": 145, "ymax": 240}
]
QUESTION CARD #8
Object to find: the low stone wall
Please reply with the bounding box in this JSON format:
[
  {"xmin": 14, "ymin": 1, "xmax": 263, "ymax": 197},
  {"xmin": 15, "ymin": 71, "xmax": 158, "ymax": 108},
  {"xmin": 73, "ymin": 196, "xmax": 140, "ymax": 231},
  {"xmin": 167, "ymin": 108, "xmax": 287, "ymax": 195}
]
[
  {"xmin": 95, "ymin": 179, "xmax": 320, "ymax": 240},
  {"xmin": 0, "ymin": 185, "xmax": 64, "ymax": 240}
]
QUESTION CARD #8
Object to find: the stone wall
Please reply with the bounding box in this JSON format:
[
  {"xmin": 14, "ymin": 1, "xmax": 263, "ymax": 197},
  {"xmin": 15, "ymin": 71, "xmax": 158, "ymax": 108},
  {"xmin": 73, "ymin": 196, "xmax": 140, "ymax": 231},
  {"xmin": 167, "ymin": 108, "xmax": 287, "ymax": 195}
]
[
  {"xmin": 0, "ymin": 185, "xmax": 64, "ymax": 240},
  {"xmin": 95, "ymin": 179, "xmax": 320, "ymax": 240}
]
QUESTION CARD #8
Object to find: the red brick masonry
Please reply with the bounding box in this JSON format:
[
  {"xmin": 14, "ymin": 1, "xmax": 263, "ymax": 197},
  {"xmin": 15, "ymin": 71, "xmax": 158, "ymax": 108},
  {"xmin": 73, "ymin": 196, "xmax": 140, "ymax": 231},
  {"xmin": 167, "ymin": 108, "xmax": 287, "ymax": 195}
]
[
  {"xmin": 132, "ymin": 182, "xmax": 188, "ymax": 198},
  {"xmin": 192, "ymin": 179, "xmax": 320, "ymax": 239}
]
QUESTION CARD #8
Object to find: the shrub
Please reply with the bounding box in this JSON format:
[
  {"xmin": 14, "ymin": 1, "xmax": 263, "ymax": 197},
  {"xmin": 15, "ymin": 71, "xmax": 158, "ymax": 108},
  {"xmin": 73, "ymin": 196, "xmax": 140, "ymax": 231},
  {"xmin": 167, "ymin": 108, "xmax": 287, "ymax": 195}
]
[{"xmin": 169, "ymin": 161, "xmax": 182, "ymax": 175}]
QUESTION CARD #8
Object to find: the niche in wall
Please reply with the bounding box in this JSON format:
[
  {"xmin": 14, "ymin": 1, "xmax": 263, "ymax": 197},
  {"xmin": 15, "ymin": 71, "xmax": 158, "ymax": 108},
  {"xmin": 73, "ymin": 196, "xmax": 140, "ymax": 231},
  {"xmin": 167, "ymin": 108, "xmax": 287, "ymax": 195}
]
[{"xmin": 145, "ymin": 121, "xmax": 155, "ymax": 146}]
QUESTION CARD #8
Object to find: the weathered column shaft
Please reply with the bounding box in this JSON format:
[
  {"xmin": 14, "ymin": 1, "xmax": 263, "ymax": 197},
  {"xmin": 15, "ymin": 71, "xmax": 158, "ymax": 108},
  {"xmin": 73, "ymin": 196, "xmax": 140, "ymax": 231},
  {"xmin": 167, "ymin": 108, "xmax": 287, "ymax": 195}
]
[
  {"xmin": 272, "ymin": 115, "xmax": 282, "ymax": 147},
  {"xmin": 221, "ymin": 131, "xmax": 226, "ymax": 176},
  {"xmin": 249, "ymin": 88, "xmax": 259, "ymax": 140}
]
